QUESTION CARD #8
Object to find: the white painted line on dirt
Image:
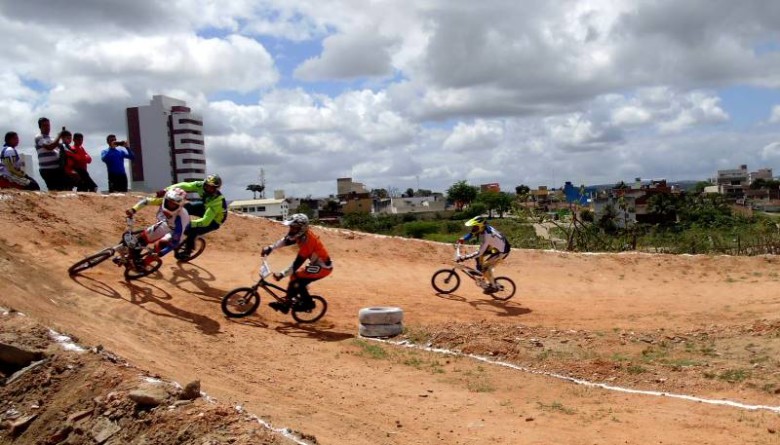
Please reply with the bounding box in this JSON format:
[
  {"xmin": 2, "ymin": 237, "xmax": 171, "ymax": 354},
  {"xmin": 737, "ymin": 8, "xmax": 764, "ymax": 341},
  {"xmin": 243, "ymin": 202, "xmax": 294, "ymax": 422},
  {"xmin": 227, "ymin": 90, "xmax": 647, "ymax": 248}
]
[
  {"xmin": 235, "ymin": 406, "xmax": 313, "ymax": 445},
  {"xmin": 369, "ymin": 338, "xmax": 780, "ymax": 414},
  {"xmin": 48, "ymin": 329, "xmax": 87, "ymax": 353}
]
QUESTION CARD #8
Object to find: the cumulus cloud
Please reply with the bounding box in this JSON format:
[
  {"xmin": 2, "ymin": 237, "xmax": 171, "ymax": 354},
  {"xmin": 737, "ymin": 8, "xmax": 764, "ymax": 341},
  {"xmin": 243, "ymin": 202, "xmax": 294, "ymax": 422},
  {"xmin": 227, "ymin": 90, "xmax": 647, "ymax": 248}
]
[
  {"xmin": 2, "ymin": 0, "xmax": 780, "ymax": 198},
  {"xmin": 770, "ymin": 105, "xmax": 780, "ymax": 124}
]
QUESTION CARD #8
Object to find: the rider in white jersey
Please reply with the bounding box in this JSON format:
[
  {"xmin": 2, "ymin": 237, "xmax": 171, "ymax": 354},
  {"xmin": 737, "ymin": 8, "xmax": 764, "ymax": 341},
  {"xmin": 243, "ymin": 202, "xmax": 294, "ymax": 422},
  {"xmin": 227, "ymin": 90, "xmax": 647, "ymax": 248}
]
[
  {"xmin": 457, "ymin": 215, "xmax": 511, "ymax": 294},
  {"xmin": 125, "ymin": 188, "xmax": 190, "ymax": 266}
]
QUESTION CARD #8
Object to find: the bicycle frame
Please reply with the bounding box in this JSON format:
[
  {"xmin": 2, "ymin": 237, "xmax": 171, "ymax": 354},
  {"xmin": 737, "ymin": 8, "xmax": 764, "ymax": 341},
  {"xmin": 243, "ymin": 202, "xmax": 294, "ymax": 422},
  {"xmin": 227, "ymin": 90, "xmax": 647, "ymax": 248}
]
[
  {"xmin": 249, "ymin": 259, "xmax": 291, "ymax": 304},
  {"xmin": 452, "ymin": 244, "xmax": 486, "ymax": 283}
]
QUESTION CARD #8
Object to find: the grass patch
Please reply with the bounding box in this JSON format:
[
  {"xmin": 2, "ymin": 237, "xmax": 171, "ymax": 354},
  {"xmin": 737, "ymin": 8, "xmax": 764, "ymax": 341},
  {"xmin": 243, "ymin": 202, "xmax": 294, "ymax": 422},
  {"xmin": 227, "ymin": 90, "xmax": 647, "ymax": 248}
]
[
  {"xmin": 718, "ymin": 369, "xmax": 750, "ymax": 383},
  {"xmin": 352, "ymin": 339, "xmax": 388, "ymax": 359},
  {"xmin": 537, "ymin": 401, "xmax": 576, "ymax": 415},
  {"xmin": 626, "ymin": 364, "xmax": 647, "ymax": 374}
]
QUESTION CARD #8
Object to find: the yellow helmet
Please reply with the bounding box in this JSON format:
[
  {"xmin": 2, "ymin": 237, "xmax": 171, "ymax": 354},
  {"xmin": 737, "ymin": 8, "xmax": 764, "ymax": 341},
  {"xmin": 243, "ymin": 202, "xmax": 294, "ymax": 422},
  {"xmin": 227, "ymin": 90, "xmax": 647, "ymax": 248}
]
[{"xmin": 465, "ymin": 215, "xmax": 487, "ymax": 234}]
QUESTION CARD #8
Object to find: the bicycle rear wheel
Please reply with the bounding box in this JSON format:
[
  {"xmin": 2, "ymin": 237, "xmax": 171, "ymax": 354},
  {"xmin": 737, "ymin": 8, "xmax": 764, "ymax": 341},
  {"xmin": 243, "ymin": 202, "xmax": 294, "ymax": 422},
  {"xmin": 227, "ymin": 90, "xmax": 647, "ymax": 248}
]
[
  {"xmin": 175, "ymin": 237, "xmax": 207, "ymax": 262},
  {"xmin": 221, "ymin": 287, "xmax": 261, "ymax": 318},
  {"xmin": 124, "ymin": 253, "xmax": 163, "ymax": 280},
  {"xmin": 489, "ymin": 277, "xmax": 516, "ymax": 301},
  {"xmin": 431, "ymin": 269, "xmax": 460, "ymax": 294},
  {"xmin": 291, "ymin": 295, "xmax": 327, "ymax": 323},
  {"xmin": 68, "ymin": 248, "xmax": 115, "ymax": 276}
]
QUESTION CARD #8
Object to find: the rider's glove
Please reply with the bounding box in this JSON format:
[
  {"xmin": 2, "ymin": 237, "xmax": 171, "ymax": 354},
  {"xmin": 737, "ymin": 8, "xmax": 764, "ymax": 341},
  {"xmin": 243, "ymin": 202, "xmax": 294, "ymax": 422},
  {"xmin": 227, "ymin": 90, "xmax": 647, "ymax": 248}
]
[
  {"xmin": 261, "ymin": 246, "xmax": 272, "ymax": 257},
  {"xmin": 155, "ymin": 189, "xmax": 166, "ymax": 198},
  {"xmin": 125, "ymin": 208, "xmax": 136, "ymax": 218},
  {"xmin": 272, "ymin": 272, "xmax": 284, "ymax": 281}
]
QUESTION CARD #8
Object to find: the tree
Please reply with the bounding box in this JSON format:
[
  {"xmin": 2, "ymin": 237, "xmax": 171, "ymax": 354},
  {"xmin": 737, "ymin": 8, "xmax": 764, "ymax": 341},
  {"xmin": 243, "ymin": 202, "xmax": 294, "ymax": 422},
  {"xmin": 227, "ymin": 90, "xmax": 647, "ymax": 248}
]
[
  {"xmin": 294, "ymin": 202, "xmax": 315, "ymax": 219},
  {"xmin": 447, "ymin": 180, "xmax": 478, "ymax": 210},
  {"xmin": 694, "ymin": 181, "xmax": 713, "ymax": 194},
  {"xmin": 414, "ymin": 189, "xmax": 433, "ymax": 197},
  {"xmin": 370, "ymin": 188, "xmax": 389, "ymax": 199},
  {"xmin": 404, "ymin": 188, "xmax": 415, "ymax": 198},
  {"xmin": 646, "ymin": 193, "xmax": 678, "ymax": 225},
  {"xmin": 515, "ymin": 184, "xmax": 530, "ymax": 196}
]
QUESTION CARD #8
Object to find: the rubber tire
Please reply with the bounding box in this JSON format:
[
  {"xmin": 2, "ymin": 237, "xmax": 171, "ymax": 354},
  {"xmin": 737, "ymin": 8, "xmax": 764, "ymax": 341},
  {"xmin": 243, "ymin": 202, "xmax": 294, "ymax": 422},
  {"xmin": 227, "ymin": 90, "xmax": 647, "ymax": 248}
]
[
  {"xmin": 358, "ymin": 307, "xmax": 404, "ymax": 325},
  {"xmin": 431, "ymin": 269, "xmax": 460, "ymax": 294},
  {"xmin": 123, "ymin": 254, "xmax": 163, "ymax": 280},
  {"xmin": 221, "ymin": 287, "xmax": 261, "ymax": 318},
  {"xmin": 68, "ymin": 248, "xmax": 114, "ymax": 276},
  {"xmin": 291, "ymin": 295, "xmax": 327, "ymax": 324},
  {"xmin": 359, "ymin": 323, "xmax": 403, "ymax": 338},
  {"xmin": 175, "ymin": 237, "xmax": 207, "ymax": 262},
  {"xmin": 489, "ymin": 276, "xmax": 516, "ymax": 301}
]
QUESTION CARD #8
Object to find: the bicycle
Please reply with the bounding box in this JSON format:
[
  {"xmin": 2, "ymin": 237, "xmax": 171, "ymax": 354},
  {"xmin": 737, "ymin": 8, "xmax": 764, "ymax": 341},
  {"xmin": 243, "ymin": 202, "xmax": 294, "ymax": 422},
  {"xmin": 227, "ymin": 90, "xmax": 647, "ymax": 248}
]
[
  {"xmin": 220, "ymin": 259, "xmax": 328, "ymax": 323},
  {"xmin": 430, "ymin": 244, "xmax": 516, "ymax": 301},
  {"xmin": 173, "ymin": 235, "xmax": 207, "ymax": 262},
  {"xmin": 68, "ymin": 218, "xmax": 163, "ymax": 280}
]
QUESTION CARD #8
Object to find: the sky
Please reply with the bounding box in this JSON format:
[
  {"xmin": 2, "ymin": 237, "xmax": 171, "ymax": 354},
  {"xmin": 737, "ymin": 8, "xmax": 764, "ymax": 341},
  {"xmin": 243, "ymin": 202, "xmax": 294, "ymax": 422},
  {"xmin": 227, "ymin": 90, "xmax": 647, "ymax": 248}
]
[{"xmin": 2, "ymin": 0, "xmax": 780, "ymax": 200}]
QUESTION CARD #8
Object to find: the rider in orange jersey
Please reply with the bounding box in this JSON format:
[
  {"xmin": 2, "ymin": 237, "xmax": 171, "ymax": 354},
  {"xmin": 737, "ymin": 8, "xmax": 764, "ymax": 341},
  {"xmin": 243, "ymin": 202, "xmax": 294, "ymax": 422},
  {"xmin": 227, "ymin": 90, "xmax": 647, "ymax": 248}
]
[{"xmin": 261, "ymin": 213, "xmax": 333, "ymax": 314}]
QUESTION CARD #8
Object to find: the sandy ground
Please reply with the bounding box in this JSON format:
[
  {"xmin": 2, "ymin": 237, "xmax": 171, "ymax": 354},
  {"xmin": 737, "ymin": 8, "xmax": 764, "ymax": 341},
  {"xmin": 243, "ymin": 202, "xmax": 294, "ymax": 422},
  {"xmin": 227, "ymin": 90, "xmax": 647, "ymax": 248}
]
[{"xmin": 2, "ymin": 191, "xmax": 780, "ymax": 444}]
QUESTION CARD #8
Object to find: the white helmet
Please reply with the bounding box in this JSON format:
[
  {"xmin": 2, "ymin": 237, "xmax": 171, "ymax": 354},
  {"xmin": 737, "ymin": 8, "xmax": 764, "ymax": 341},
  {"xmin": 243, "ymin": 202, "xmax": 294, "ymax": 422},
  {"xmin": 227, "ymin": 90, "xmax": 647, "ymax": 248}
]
[
  {"xmin": 162, "ymin": 187, "xmax": 187, "ymax": 218},
  {"xmin": 284, "ymin": 213, "xmax": 309, "ymax": 239}
]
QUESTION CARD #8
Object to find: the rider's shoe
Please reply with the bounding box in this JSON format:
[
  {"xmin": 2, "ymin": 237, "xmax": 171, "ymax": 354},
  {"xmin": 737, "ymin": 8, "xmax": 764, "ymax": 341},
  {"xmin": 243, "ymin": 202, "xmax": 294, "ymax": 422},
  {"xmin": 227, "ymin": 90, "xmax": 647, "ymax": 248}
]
[
  {"xmin": 269, "ymin": 301, "xmax": 290, "ymax": 314},
  {"xmin": 175, "ymin": 249, "xmax": 192, "ymax": 261},
  {"xmin": 482, "ymin": 285, "xmax": 498, "ymax": 295},
  {"xmin": 294, "ymin": 299, "xmax": 316, "ymax": 312}
]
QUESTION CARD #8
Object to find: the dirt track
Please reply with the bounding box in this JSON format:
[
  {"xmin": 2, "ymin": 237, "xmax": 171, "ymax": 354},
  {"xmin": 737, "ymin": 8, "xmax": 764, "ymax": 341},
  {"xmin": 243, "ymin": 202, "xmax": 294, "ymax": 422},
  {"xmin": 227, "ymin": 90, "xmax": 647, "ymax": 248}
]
[{"xmin": 2, "ymin": 191, "xmax": 780, "ymax": 444}]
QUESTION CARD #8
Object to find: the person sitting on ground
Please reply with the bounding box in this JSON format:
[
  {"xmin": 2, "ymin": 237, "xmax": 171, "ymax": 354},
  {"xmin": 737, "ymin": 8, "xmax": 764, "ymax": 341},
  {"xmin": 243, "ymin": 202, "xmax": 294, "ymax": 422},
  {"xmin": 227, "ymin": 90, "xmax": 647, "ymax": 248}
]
[
  {"xmin": 164, "ymin": 174, "xmax": 227, "ymax": 260},
  {"xmin": 260, "ymin": 213, "xmax": 333, "ymax": 314},
  {"xmin": 0, "ymin": 131, "xmax": 40, "ymax": 190},
  {"xmin": 457, "ymin": 215, "xmax": 511, "ymax": 294},
  {"xmin": 124, "ymin": 188, "xmax": 190, "ymax": 269}
]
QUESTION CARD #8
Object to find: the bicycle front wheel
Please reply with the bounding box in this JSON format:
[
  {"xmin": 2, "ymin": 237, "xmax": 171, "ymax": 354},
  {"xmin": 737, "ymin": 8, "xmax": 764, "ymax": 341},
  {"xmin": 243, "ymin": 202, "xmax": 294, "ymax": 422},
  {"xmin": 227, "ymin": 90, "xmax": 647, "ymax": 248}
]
[
  {"xmin": 221, "ymin": 287, "xmax": 261, "ymax": 318},
  {"xmin": 431, "ymin": 269, "xmax": 460, "ymax": 294},
  {"xmin": 68, "ymin": 248, "xmax": 115, "ymax": 276},
  {"xmin": 489, "ymin": 277, "xmax": 516, "ymax": 301},
  {"xmin": 291, "ymin": 295, "xmax": 327, "ymax": 323},
  {"xmin": 124, "ymin": 253, "xmax": 163, "ymax": 280}
]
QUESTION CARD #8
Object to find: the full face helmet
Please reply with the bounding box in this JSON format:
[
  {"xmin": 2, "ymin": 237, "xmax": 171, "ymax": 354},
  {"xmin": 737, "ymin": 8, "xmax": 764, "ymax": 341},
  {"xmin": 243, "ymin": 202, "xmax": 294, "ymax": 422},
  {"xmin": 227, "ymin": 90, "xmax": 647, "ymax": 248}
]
[
  {"xmin": 162, "ymin": 187, "xmax": 187, "ymax": 218},
  {"xmin": 203, "ymin": 174, "xmax": 222, "ymax": 196},
  {"xmin": 465, "ymin": 215, "xmax": 487, "ymax": 234},
  {"xmin": 284, "ymin": 213, "xmax": 310, "ymax": 239}
]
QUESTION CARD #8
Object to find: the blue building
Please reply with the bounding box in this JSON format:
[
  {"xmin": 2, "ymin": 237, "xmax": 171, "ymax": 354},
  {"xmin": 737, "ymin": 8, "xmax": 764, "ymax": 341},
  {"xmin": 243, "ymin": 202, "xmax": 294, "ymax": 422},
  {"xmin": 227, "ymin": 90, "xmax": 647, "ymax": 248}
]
[{"xmin": 563, "ymin": 181, "xmax": 597, "ymax": 205}]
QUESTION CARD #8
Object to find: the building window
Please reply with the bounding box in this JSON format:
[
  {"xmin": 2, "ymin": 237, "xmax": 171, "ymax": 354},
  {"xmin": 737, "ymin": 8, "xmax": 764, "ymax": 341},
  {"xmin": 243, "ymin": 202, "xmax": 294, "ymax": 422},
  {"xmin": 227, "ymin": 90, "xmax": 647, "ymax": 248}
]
[
  {"xmin": 179, "ymin": 138, "xmax": 204, "ymax": 145},
  {"xmin": 182, "ymin": 159, "xmax": 206, "ymax": 164},
  {"xmin": 172, "ymin": 129, "xmax": 202, "ymax": 135},
  {"xmin": 178, "ymin": 118, "xmax": 203, "ymax": 126},
  {"xmin": 257, "ymin": 206, "xmax": 266, "ymax": 212},
  {"xmin": 176, "ymin": 168, "xmax": 206, "ymax": 174},
  {"xmin": 174, "ymin": 149, "xmax": 204, "ymax": 155}
]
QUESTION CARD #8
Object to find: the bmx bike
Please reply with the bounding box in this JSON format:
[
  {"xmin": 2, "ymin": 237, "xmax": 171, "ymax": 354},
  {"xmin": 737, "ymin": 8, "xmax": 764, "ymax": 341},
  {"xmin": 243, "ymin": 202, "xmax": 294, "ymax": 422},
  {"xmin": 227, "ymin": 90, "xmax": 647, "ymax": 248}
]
[
  {"xmin": 220, "ymin": 259, "xmax": 328, "ymax": 323},
  {"xmin": 430, "ymin": 244, "xmax": 516, "ymax": 301},
  {"xmin": 68, "ymin": 218, "xmax": 163, "ymax": 281}
]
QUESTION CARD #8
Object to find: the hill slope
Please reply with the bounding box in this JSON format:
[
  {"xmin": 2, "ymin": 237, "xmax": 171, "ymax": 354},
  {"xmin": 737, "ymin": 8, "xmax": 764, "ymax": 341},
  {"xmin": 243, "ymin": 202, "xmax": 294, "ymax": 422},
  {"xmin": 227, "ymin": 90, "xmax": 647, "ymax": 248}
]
[{"xmin": 2, "ymin": 191, "xmax": 780, "ymax": 444}]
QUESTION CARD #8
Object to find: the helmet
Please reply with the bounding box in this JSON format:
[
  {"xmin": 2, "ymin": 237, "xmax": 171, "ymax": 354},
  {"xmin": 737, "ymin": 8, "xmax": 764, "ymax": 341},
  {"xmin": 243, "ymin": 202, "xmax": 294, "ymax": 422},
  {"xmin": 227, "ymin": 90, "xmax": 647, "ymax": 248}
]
[
  {"xmin": 162, "ymin": 187, "xmax": 187, "ymax": 218},
  {"xmin": 204, "ymin": 174, "xmax": 222, "ymax": 190},
  {"xmin": 465, "ymin": 215, "xmax": 487, "ymax": 234},
  {"xmin": 284, "ymin": 213, "xmax": 309, "ymax": 239}
]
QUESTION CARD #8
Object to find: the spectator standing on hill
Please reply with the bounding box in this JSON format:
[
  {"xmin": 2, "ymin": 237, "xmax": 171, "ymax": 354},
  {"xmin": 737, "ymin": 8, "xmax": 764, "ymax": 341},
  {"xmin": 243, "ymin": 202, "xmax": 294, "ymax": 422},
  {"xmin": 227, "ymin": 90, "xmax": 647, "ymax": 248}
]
[
  {"xmin": 101, "ymin": 134, "xmax": 134, "ymax": 193},
  {"xmin": 0, "ymin": 131, "xmax": 40, "ymax": 190},
  {"xmin": 34, "ymin": 117, "xmax": 69, "ymax": 191},
  {"xmin": 69, "ymin": 133, "xmax": 98, "ymax": 192},
  {"xmin": 57, "ymin": 130, "xmax": 78, "ymax": 191}
]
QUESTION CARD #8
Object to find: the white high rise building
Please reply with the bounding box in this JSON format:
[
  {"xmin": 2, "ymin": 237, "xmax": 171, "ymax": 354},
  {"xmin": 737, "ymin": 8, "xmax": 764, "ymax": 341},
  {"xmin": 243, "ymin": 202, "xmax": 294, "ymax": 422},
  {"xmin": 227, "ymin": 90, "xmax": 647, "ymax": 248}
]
[{"xmin": 126, "ymin": 95, "xmax": 206, "ymax": 192}]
